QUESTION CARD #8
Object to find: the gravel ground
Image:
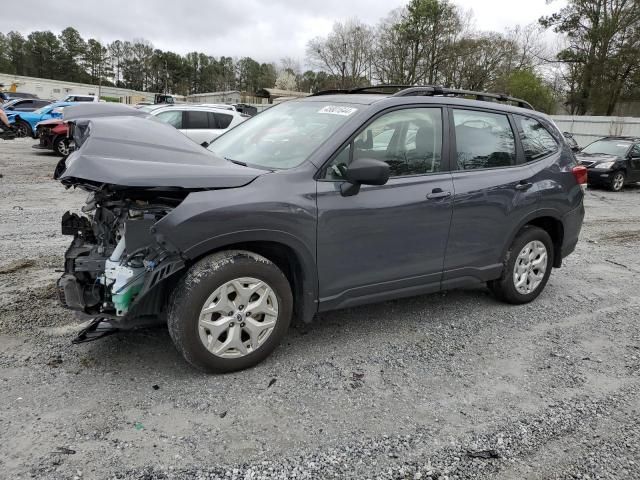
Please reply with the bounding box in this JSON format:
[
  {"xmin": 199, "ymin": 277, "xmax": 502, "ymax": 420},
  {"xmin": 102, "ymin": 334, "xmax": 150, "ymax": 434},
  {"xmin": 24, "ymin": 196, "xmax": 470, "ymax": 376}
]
[{"xmin": 1, "ymin": 138, "xmax": 639, "ymax": 480}]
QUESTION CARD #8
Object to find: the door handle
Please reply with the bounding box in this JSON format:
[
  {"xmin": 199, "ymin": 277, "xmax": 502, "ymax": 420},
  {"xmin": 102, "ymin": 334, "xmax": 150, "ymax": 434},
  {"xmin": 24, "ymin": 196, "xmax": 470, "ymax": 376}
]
[
  {"xmin": 514, "ymin": 181, "xmax": 533, "ymax": 191},
  {"xmin": 426, "ymin": 188, "xmax": 452, "ymax": 200}
]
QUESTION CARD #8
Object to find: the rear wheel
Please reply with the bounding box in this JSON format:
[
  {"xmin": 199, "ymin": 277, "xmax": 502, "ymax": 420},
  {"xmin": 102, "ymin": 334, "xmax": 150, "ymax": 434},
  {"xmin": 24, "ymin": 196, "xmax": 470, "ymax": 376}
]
[
  {"xmin": 488, "ymin": 226, "xmax": 553, "ymax": 304},
  {"xmin": 609, "ymin": 171, "xmax": 625, "ymax": 192},
  {"xmin": 54, "ymin": 137, "xmax": 70, "ymax": 157},
  {"xmin": 15, "ymin": 120, "xmax": 31, "ymax": 138},
  {"xmin": 167, "ymin": 250, "xmax": 293, "ymax": 373}
]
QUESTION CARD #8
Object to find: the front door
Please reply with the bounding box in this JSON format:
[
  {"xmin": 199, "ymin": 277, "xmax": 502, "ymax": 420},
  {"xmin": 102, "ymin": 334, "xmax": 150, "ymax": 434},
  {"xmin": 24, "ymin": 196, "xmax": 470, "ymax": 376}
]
[
  {"xmin": 629, "ymin": 144, "xmax": 640, "ymax": 182},
  {"xmin": 316, "ymin": 106, "xmax": 454, "ymax": 310}
]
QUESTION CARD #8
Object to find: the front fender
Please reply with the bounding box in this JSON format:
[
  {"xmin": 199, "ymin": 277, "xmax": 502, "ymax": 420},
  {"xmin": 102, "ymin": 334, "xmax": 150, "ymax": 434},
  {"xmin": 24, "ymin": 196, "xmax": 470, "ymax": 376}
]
[{"xmin": 154, "ymin": 177, "xmax": 319, "ymax": 321}]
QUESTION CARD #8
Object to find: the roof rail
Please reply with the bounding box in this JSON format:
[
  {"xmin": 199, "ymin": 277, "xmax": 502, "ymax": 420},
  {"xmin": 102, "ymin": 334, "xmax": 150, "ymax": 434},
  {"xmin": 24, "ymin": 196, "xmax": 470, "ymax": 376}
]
[
  {"xmin": 310, "ymin": 85, "xmax": 412, "ymax": 96},
  {"xmin": 392, "ymin": 85, "xmax": 534, "ymax": 110},
  {"xmin": 311, "ymin": 84, "xmax": 534, "ymax": 110}
]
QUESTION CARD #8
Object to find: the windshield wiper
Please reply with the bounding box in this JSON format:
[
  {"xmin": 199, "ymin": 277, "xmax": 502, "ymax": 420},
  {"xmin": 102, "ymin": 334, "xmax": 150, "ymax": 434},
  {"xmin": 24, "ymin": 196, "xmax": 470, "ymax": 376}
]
[{"xmin": 224, "ymin": 157, "xmax": 247, "ymax": 167}]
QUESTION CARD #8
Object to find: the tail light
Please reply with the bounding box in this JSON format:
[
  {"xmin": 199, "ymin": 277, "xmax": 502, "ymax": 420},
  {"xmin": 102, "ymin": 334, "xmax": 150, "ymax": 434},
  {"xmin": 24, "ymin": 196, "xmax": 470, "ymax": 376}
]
[{"xmin": 572, "ymin": 165, "xmax": 587, "ymax": 190}]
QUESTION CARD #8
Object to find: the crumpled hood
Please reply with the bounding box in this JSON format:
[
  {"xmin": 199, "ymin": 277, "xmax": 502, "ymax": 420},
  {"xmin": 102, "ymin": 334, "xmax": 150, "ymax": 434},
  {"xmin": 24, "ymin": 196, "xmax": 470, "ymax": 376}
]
[{"xmin": 57, "ymin": 116, "xmax": 266, "ymax": 189}]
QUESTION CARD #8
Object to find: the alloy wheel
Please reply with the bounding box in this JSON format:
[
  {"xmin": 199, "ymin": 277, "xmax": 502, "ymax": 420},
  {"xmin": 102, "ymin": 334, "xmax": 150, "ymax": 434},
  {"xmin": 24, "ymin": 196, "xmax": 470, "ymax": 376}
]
[
  {"xmin": 513, "ymin": 240, "xmax": 548, "ymax": 295},
  {"xmin": 57, "ymin": 140, "xmax": 70, "ymax": 156},
  {"xmin": 15, "ymin": 123, "xmax": 28, "ymax": 138},
  {"xmin": 198, "ymin": 277, "xmax": 279, "ymax": 358},
  {"xmin": 612, "ymin": 172, "xmax": 625, "ymax": 191}
]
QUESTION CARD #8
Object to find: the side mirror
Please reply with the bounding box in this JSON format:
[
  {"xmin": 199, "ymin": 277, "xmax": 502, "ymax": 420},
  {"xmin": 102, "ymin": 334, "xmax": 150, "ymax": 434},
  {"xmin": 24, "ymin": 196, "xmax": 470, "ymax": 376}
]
[
  {"xmin": 563, "ymin": 131, "xmax": 574, "ymax": 138},
  {"xmin": 340, "ymin": 157, "xmax": 390, "ymax": 197}
]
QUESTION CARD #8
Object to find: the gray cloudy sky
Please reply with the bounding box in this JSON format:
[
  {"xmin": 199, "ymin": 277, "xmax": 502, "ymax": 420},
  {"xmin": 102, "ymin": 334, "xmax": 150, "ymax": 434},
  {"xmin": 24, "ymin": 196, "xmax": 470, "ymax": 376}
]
[{"xmin": 0, "ymin": 0, "xmax": 566, "ymax": 64}]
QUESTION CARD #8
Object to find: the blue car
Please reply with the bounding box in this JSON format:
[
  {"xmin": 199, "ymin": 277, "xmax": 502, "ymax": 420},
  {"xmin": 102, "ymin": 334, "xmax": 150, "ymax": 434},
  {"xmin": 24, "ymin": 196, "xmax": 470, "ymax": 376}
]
[{"xmin": 8, "ymin": 102, "xmax": 74, "ymax": 138}]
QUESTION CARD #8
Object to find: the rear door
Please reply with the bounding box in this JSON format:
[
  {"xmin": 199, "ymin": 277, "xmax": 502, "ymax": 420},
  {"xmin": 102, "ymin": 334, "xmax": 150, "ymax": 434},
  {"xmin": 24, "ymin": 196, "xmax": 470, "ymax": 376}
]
[
  {"xmin": 184, "ymin": 110, "xmax": 213, "ymax": 144},
  {"xmin": 443, "ymin": 107, "xmax": 539, "ymax": 286}
]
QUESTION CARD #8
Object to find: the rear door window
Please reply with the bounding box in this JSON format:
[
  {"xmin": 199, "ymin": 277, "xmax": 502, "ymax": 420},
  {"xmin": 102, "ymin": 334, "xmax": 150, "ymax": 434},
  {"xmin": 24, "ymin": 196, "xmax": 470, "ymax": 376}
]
[
  {"xmin": 185, "ymin": 111, "xmax": 209, "ymax": 129},
  {"xmin": 452, "ymin": 109, "xmax": 516, "ymax": 169},
  {"xmin": 516, "ymin": 116, "xmax": 558, "ymax": 161},
  {"xmin": 215, "ymin": 113, "xmax": 233, "ymax": 129}
]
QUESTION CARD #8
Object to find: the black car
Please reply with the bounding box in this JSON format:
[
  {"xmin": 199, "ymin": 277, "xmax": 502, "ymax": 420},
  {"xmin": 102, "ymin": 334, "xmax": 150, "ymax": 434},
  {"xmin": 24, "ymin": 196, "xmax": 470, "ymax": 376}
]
[
  {"xmin": 2, "ymin": 98, "xmax": 52, "ymax": 113},
  {"xmin": 0, "ymin": 91, "xmax": 39, "ymax": 102},
  {"xmin": 575, "ymin": 136, "xmax": 640, "ymax": 191},
  {"xmin": 55, "ymin": 85, "xmax": 586, "ymax": 373}
]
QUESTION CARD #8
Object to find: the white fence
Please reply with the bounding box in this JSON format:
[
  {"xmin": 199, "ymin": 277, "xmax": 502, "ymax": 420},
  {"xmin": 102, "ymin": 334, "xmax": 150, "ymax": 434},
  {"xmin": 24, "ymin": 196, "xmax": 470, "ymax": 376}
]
[{"xmin": 551, "ymin": 115, "xmax": 640, "ymax": 147}]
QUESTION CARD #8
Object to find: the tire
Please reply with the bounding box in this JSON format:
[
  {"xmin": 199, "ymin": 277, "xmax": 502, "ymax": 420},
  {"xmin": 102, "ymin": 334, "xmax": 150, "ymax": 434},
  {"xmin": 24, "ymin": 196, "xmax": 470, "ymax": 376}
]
[
  {"xmin": 54, "ymin": 137, "xmax": 70, "ymax": 157},
  {"xmin": 488, "ymin": 226, "xmax": 554, "ymax": 304},
  {"xmin": 609, "ymin": 171, "xmax": 625, "ymax": 192},
  {"xmin": 15, "ymin": 120, "xmax": 32, "ymax": 138},
  {"xmin": 167, "ymin": 250, "xmax": 293, "ymax": 373}
]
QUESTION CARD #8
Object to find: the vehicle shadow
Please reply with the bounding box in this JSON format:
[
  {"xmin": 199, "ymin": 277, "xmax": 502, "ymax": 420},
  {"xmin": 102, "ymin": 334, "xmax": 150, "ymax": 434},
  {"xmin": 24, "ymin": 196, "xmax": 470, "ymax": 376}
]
[{"xmin": 76, "ymin": 284, "xmax": 502, "ymax": 376}]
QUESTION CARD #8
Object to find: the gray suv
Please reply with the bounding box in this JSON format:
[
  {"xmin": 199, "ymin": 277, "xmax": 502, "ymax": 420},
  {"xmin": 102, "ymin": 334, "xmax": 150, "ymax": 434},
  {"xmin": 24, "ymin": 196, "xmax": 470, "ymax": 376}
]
[{"xmin": 55, "ymin": 86, "xmax": 586, "ymax": 372}]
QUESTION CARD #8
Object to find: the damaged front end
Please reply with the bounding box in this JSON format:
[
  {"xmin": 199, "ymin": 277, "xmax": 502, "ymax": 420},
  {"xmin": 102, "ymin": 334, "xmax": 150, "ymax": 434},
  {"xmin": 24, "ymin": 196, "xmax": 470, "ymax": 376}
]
[
  {"xmin": 58, "ymin": 186, "xmax": 185, "ymax": 326},
  {"xmin": 53, "ymin": 116, "xmax": 266, "ymax": 336}
]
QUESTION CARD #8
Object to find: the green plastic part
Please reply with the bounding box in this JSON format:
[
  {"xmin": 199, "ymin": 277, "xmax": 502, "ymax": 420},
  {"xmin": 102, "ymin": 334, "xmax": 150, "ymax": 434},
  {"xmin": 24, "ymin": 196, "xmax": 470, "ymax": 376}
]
[{"xmin": 112, "ymin": 283, "xmax": 142, "ymax": 316}]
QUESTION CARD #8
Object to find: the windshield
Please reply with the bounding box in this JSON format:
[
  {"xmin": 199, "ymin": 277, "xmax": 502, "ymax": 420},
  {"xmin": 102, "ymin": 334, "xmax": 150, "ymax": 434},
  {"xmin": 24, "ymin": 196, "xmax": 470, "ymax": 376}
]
[
  {"xmin": 582, "ymin": 139, "xmax": 631, "ymax": 157},
  {"xmin": 207, "ymin": 101, "xmax": 360, "ymax": 169}
]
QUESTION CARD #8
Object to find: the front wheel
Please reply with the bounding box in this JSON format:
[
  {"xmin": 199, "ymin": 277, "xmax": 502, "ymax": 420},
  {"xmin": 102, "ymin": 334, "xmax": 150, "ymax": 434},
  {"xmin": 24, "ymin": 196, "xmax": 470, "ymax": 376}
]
[
  {"xmin": 167, "ymin": 250, "xmax": 293, "ymax": 373},
  {"xmin": 488, "ymin": 226, "xmax": 553, "ymax": 304},
  {"xmin": 609, "ymin": 171, "xmax": 625, "ymax": 192},
  {"xmin": 54, "ymin": 137, "xmax": 71, "ymax": 157},
  {"xmin": 15, "ymin": 120, "xmax": 32, "ymax": 138}
]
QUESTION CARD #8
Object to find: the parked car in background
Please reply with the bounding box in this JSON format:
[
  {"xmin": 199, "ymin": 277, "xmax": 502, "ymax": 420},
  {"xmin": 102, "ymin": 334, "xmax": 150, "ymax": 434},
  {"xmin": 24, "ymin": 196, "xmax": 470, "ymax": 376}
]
[
  {"xmin": 148, "ymin": 104, "xmax": 247, "ymax": 145},
  {"xmin": 2, "ymin": 98, "xmax": 52, "ymax": 112},
  {"xmin": 60, "ymin": 94, "xmax": 98, "ymax": 102},
  {"xmin": 576, "ymin": 136, "xmax": 640, "ymax": 191},
  {"xmin": 8, "ymin": 102, "xmax": 74, "ymax": 137},
  {"xmin": 33, "ymin": 119, "xmax": 70, "ymax": 156},
  {"xmin": 54, "ymin": 85, "xmax": 585, "ymax": 373},
  {"xmin": 35, "ymin": 103, "xmax": 151, "ymax": 156},
  {"xmin": 0, "ymin": 91, "xmax": 39, "ymax": 102}
]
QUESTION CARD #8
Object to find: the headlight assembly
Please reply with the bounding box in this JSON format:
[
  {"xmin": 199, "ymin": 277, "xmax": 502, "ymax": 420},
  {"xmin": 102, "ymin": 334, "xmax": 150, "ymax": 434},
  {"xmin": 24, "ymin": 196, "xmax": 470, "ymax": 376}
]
[{"xmin": 594, "ymin": 161, "xmax": 615, "ymax": 170}]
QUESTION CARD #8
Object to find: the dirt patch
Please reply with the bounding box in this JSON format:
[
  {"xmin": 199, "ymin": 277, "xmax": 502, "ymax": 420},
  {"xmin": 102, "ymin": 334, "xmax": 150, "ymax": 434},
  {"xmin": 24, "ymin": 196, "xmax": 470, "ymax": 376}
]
[
  {"xmin": 0, "ymin": 259, "xmax": 36, "ymax": 274},
  {"xmin": 0, "ymin": 281, "xmax": 72, "ymax": 334},
  {"xmin": 600, "ymin": 229, "xmax": 640, "ymax": 244}
]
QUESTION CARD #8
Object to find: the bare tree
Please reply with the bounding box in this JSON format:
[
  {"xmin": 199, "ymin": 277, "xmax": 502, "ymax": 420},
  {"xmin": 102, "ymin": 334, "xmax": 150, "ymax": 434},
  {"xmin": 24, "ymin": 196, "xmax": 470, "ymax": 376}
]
[{"xmin": 306, "ymin": 19, "xmax": 374, "ymax": 88}]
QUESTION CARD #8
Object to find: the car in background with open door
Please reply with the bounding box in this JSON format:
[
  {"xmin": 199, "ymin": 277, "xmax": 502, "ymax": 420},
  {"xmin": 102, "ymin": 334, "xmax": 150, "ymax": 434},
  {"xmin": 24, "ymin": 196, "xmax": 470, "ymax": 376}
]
[{"xmin": 148, "ymin": 104, "xmax": 248, "ymax": 146}]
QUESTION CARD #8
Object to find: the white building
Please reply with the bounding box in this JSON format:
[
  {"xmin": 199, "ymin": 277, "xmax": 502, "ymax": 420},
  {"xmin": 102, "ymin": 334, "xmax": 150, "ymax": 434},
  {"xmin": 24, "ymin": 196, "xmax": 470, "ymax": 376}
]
[
  {"xmin": 186, "ymin": 91, "xmax": 241, "ymax": 104},
  {"xmin": 0, "ymin": 73, "xmax": 185, "ymax": 104}
]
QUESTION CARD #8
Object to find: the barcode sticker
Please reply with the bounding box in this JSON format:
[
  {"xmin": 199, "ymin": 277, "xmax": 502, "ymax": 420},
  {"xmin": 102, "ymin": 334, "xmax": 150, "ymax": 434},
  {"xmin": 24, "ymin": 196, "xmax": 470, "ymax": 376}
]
[{"xmin": 317, "ymin": 105, "xmax": 358, "ymax": 116}]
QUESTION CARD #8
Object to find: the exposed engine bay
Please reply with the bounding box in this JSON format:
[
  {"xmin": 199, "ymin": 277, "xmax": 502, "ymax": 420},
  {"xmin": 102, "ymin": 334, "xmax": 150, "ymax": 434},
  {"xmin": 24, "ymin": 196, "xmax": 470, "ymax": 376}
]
[{"xmin": 57, "ymin": 185, "xmax": 186, "ymax": 325}]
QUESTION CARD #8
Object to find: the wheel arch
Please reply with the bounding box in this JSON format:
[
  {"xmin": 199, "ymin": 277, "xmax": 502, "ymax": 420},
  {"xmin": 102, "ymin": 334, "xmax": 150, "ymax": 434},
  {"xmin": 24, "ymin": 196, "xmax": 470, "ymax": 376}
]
[
  {"xmin": 504, "ymin": 211, "xmax": 565, "ymax": 269},
  {"xmin": 182, "ymin": 231, "xmax": 318, "ymax": 324}
]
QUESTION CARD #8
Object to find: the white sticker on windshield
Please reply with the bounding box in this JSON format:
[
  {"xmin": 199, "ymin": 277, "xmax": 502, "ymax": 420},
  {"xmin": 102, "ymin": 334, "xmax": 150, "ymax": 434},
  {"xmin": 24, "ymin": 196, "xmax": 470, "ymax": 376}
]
[
  {"xmin": 318, "ymin": 105, "xmax": 358, "ymax": 116},
  {"xmin": 617, "ymin": 144, "xmax": 629, "ymax": 147}
]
